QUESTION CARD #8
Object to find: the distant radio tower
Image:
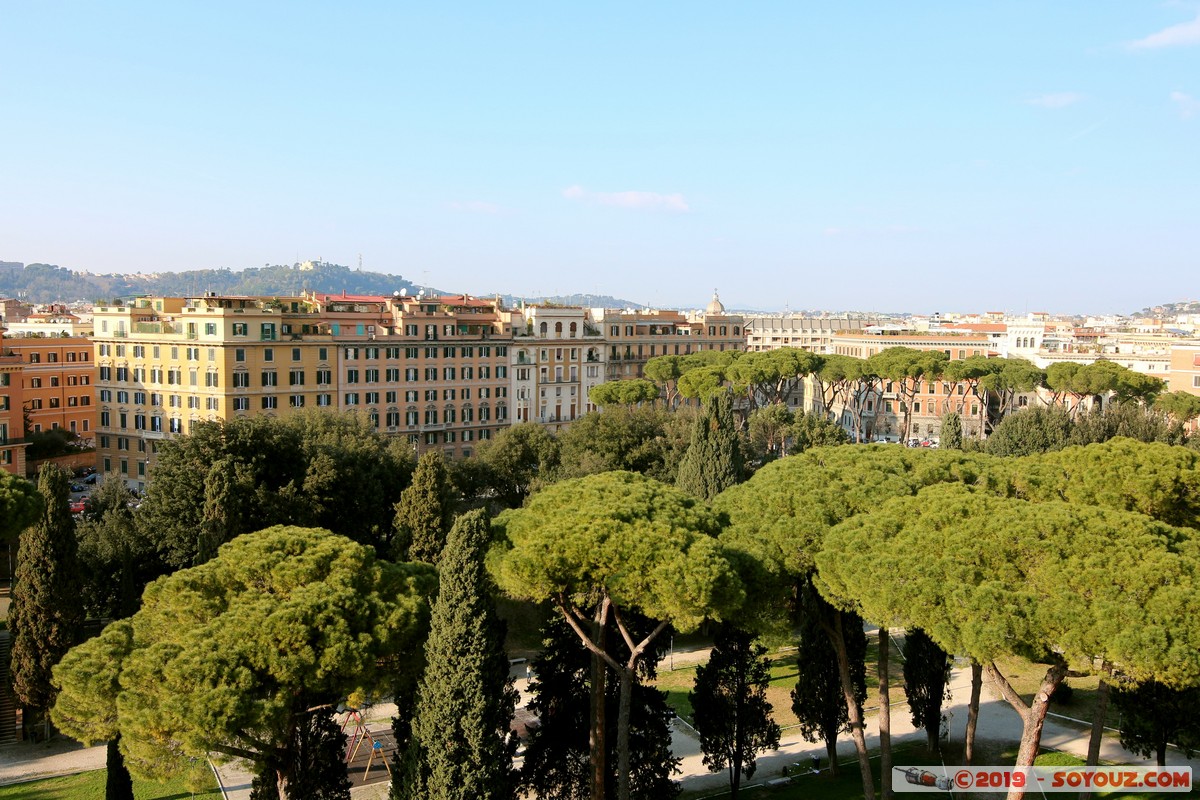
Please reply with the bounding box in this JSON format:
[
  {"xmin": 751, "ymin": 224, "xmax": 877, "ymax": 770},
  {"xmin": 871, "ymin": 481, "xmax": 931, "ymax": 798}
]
[{"xmin": 358, "ymin": 253, "xmax": 363, "ymax": 270}]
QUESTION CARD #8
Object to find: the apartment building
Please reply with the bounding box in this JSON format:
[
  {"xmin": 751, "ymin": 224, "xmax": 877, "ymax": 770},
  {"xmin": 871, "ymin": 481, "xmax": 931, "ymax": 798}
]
[
  {"xmin": 593, "ymin": 292, "xmax": 745, "ymax": 381},
  {"xmin": 3, "ymin": 336, "xmax": 95, "ymax": 440},
  {"xmin": 744, "ymin": 315, "xmax": 872, "ymax": 353},
  {"xmin": 91, "ymin": 292, "xmax": 519, "ymax": 485},
  {"xmin": 0, "ymin": 330, "xmax": 27, "ymax": 475},
  {"xmin": 511, "ymin": 305, "xmax": 606, "ymax": 431},
  {"xmin": 307, "ymin": 291, "xmax": 516, "ymax": 457}
]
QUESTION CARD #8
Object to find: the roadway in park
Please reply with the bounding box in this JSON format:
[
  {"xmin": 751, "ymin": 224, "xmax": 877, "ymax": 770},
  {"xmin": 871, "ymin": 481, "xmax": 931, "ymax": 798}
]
[{"xmin": 3, "ymin": 632, "xmax": 1197, "ymax": 798}]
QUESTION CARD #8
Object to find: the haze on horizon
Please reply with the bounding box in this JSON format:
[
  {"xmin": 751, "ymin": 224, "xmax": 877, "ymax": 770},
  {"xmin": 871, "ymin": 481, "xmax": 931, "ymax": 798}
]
[{"xmin": 2, "ymin": 3, "xmax": 1197, "ymax": 316}]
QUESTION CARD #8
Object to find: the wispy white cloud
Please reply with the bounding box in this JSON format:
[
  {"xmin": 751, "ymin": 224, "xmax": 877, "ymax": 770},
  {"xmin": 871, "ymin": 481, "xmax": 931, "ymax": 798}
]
[
  {"xmin": 448, "ymin": 200, "xmax": 502, "ymax": 214},
  {"xmin": 1129, "ymin": 13, "xmax": 1200, "ymax": 49},
  {"xmin": 1027, "ymin": 92, "xmax": 1084, "ymax": 108},
  {"xmin": 562, "ymin": 185, "xmax": 689, "ymax": 212},
  {"xmin": 1171, "ymin": 90, "xmax": 1199, "ymax": 118}
]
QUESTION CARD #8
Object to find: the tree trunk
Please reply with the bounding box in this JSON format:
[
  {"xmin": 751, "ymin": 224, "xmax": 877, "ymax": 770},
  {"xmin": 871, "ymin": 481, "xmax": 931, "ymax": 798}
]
[
  {"xmin": 986, "ymin": 661, "xmax": 1067, "ymax": 800},
  {"xmin": 1080, "ymin": 661, "xmax": 1112, "ymax": 800},
  {"xmin": 826, "ymin": 739, "xmax": 839, "ymax": 776},
  {"xmin": 590, "ymin": 619, "xmax": 607, "ymax": 800},
  {"xmin": 1157, "ymin": 741, "xmax": 1166, "ymax": 768},
  {"xmin": 879, "ymin": 627, "xmax": 892, "ymax": 799},
  {"xmin": 616, "ymin": 665, "xmax": 634, "ymax": 800},
  {"xmin": 106, "ymin": 736, "xmax": 135, "ymax": 800},
  {"xmin": 831, "ymin": 611, "xmax": 876, "ymax": 800},
  {"xmin": 965, "ymin": 661, "xmax": 982, "ymax": 765}
]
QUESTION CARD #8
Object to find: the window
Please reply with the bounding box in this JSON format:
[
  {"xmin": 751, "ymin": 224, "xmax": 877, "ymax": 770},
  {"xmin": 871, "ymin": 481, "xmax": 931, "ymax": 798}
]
[
  {"xmin": 205, "ymin": 322, "xmax": 217, "ymax": 335},
  {"xmin": 290, "ymin": 370, "xmax": 305, "ymax": 386},
  {"xmin": 319, "ymin": 347, "xmax": 328, "ymax": 360},
  {"xmin": 206, "ymin": 397, "xmax": 219, "ymax": 411},
  {"xmin": 316, "ymin": 369, "xmax": 331, "ymax": 385},
  {"xmin": 233, "ymin": 322, "xmax": 248, "ymax": 336},
  {"xmin": 317, "ymin": 394, "xmax": 332, "ymax": 407},
  {"xmin": 233, "ymin": 372, "xmax": 250, "ymax": 388},
  {"xmin": 235, "ymin": 348, "xmax": 246, "ymax": 362},
  {"xmin": 290, "ymin": 395, "xmax": 305, "ymax": 408},
  {"xmin": 263, "ymin": 348, "xmax": 274, "ymax": 362},
  {"xmin": 425, "ymin": 408, "xmax": 438, "ymax": 424},
  {"xmin": 292, "ymin": 348, "xmax": 302, "ymax": 362},
  {"xmin": 206, "ymin": 372, "xmax": 219, "ymax": 387},
  {"xmin": 262, "ymin": 396, "xmax": 278, "ymax": 410},
  {"xmin": 346, "ymin": 369, "xmax": 359, "ymax": 384},
  {"xmin": 261, "ymin": 323, "xmax": 276, "ymax": 341},
  {"xmin": 386, "ymin": 367, "xmax": 400, "ymax": 382},
  {"xmin": 406, "ymin": 410, "xmax": 419, "ymax": 426},
  {"xmin": 345, "ymin": 393, "xmax": 360, "ymax": 405},
  {"xmin": 234, "ymin": 397, "xmax": 250, "ymax": 411},
  {"xmin": 425, "ymin": 367, "xmax": 437, "ymax": 381},
  {"xmin": 261, "ymin": 371, "xmax": 278, "ymax": 387},
  {"xmin": 443, "ymin": 367, "xmax": 456, "ymax": 380},
  {"xmin": 365, "ymin": 368, "xmax": 379, "ymax": 383}
]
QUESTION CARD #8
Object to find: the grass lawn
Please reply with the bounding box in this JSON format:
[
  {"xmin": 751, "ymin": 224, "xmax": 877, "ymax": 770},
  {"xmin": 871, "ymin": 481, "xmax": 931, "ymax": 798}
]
[{"xmin": 0, "ymin": 769, "xmax": 222, "ymax": 800}]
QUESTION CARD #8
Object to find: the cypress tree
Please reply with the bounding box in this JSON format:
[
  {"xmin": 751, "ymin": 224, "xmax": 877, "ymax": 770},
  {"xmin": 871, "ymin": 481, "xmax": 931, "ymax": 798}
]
[
  {"xmin": 520, "ymin": 614, "xmax": 681, "ymax": 800},
  {"xmin": 8, "ymin": 464, "xmax": 84, "ymax": 739},
  {"xmin": 676, "ymin": 391, "xmax": 743, "ymax": 500},
  {"xmin": 394, "ymin": 509, "xmax": 518, "ymax": 800},
  {"xmin": 791, "ymin": 590, "xmax": 866, "ymax": 777},
  {"xmin": 939, "ymin": 412, "xmax": 963, "ymax": 450},
  {"xmin": 902, "ymin": 628, "xmax": 952, "ymax": 753},
  {"xmin": 689, "ymin": 624, "xmax": 780, "ymax": 799},
  {"xmin": 393, "ymin": 450, "xmax": 455, "ymax": 563}
]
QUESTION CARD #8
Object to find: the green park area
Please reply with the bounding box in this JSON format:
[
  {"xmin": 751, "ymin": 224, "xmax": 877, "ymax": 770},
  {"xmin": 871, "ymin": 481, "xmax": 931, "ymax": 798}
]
[{"xmin": 0, "ymin": 771, "xmax": 220, "ymax": 800}]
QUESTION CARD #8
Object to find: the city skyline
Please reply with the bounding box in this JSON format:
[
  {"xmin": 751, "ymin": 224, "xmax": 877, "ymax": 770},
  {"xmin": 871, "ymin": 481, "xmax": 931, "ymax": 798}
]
[{"xmin": 2, "ymin": 2, "xmax": 1197, "ymax": 314}]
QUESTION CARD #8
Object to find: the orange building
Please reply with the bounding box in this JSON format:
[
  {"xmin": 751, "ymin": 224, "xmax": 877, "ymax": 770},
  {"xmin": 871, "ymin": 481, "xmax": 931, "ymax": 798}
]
[
  {"xmin": 0, "ymin": 330, "xmax": 28, "ymax": 475},
  {"xmin": 3, "ymin": 336, "xmax": 96, "ymax": 442}
]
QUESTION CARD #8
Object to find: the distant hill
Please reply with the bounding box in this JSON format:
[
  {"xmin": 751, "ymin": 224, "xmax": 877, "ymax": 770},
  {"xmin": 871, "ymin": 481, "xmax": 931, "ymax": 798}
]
[
  {"xmin": 0, "ymin": 261, "xmax": 643, "ymax": 308},
  {"xmin": 1134, "ymin": 300, "xmax": 1200, "ymax": 318}
]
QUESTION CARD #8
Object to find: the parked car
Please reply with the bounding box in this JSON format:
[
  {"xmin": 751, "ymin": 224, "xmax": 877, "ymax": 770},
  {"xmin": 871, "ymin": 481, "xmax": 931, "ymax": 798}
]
[
  {"xmin": 83, "ymin": 473, "xmax": 99, "ymax": 485},
  {"xmin": 69, "ymin": 498, "xmax": 87, "ymax": 514},
  {"xmin": 70, "ymin": 482, "xmax": 86, "ymax": 493}
]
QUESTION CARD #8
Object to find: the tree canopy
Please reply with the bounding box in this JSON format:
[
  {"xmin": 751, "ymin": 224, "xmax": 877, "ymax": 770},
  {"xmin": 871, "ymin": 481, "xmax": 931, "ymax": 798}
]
[
  {"xmin": 138, "ymin": 411, "xmax": 415, "ymax": 566},
  {"xmin": 52, "ymin": 526, "xmax": 438, "ymax": 795}
]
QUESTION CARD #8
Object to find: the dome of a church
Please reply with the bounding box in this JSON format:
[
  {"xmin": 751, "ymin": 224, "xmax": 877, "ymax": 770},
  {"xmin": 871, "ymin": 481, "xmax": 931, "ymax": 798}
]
[{"xmin": 706, "ymin": 290, "xmax": 725, "ymax": 314}]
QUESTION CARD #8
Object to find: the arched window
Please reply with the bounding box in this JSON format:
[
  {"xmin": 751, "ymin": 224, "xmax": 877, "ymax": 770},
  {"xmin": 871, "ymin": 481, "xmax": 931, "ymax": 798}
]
[
  {"xmin": 569, "ymin": 322, "xmax": 577, "ymax": 337},
  {"xmin": 555, "ymin": 322, "xmax": 563, "ymax": 335}
]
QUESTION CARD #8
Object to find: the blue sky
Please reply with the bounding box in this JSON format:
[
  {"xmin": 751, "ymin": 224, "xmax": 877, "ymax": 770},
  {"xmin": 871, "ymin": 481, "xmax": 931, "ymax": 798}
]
[{"xmin": 2, "ymin": 2, "xmax": 1197, "ymax": 314}]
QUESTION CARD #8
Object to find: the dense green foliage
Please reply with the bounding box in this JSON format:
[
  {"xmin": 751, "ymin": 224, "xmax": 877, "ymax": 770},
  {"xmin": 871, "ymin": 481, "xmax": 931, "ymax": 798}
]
[
  {"xmin": 689, "ymin": 624, "xmax": 780, "ymax": 797},
  {"xmin": 396, "ymin": 510, "xmax": 518, "ymax": 800},
  {"xmin": 939, "ymin": 412, "xmax": 963, "ymax": 450},
  {"xmin": 51, "ymin": 526, "xmax": 437, "ymax": 798},
  {"xmin": 984, "ymin": 405, "xmax": 1073, "ymax": 456},
  {"xmin": 475, "ymin": 422, "xmax": 560, "ymax": 508},
  {"xmin": 77, "ymin": 478, "xmax": 161, "ymax": 619},
  {"xmin": 0, "ymin": 469, "xmax": 42, "ymax": 540},
  {"xmin": 392, "ymin": 450, "xmax": 455, "ymax": 563},
  {"xmin": 9, "ymin": 465, "xmax": 83, "ymax": 729},
  {"xmin": 791, "ymin": 590, "xmax": 866, "ymax": 776},
  {"xmin": 902, "ymin": 628, "xmax": 952, "ymax": 752},
  {"xmin": 1110, "ymin": 679, "xmax": 1200, "ymax": 766},
  {"xmin": 554, "ymin": 405, "xmax": 695, "ymax": 484},
  {"xmin": 138, "ymin": 411, "xmax": 414, "ymax": 567},
  {"xmin": 676, "ymin": 392, "xmax": 744, "ymax": 501},
  {"xmin": 519, "ymin": 614, "xmax": 681, "ymax": 800}
]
